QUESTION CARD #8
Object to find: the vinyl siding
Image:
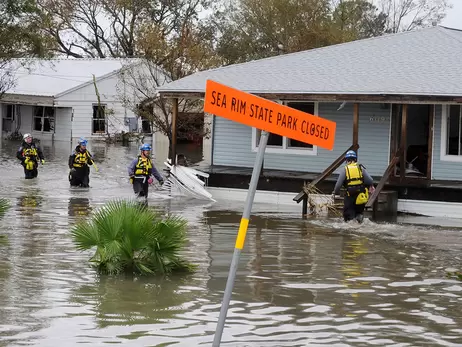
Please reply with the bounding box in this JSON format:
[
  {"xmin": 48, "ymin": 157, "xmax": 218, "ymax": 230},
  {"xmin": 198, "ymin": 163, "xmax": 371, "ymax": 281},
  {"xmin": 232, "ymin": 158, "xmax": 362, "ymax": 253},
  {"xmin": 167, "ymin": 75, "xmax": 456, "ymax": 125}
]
[{"xmin": 212, "ymin": 102, "xmax": 391, "ymax": 176}]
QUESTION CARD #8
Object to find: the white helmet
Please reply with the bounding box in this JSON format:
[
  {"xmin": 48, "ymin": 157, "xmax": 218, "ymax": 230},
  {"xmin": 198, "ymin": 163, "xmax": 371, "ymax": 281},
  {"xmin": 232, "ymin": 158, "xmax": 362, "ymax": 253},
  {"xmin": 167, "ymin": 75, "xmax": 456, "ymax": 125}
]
[{"xmin": 23, "ymin": 133, "xmax": 32, "ymax": 140}]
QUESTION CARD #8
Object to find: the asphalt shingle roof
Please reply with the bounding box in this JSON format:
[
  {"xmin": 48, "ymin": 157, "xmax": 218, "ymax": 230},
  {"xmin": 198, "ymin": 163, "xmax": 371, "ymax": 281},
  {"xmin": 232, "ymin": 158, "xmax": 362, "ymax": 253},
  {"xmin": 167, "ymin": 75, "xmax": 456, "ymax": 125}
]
[{"xmin": 157, "ymin": 26, "xmax": 462, "ymax": 97}]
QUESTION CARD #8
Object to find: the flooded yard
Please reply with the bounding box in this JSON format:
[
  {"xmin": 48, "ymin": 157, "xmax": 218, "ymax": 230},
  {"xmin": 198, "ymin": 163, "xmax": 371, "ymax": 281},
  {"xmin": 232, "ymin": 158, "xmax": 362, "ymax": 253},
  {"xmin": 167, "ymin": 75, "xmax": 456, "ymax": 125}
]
[{"xmin": 1, "ymin": 139, "xmax": 462, "ymax": 346}]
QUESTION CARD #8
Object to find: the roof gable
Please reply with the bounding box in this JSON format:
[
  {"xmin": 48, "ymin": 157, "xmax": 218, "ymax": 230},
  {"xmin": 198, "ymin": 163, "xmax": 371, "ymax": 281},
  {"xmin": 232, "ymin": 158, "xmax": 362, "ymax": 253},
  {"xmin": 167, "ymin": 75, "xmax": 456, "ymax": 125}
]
[
  {"xmin": 158, "ymin": 26, "xmax": 462, "ymax": 98},
  {"xmin": 5, "ymin": 58, "xmax": 141, "ymax": 97}
]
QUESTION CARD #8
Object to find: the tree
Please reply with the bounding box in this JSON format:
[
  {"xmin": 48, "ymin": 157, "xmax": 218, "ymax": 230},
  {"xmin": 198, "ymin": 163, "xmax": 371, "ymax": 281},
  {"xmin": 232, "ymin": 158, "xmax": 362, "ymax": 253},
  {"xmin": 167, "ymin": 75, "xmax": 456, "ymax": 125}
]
[
  {"xmin": 378, "ymin": 0, "xmax": 451, "ymax": 33},
  {"xmin": 0, "ymin": 0, "xmax": 54, "ymax": 96},
  {"xmin": 212, "ymin": 0, "xmax": 334, "ymax": 65},
  {"xmin": 36, "ymin": 0, "xmax": 219, "ymax": 155},
  {"xmin": 117, "ymin": 19, "xmax": 219, "ymax": 152},
  {"xmin": 331, "ymin": 0, "xmax": 387, "ymax": 41}
]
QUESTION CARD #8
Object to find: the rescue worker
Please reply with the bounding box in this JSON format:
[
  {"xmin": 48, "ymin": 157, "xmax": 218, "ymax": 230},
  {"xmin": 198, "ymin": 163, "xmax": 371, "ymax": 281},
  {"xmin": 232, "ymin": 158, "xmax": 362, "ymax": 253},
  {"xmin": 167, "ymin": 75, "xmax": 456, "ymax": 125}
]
[
  {"xmin": 332, "ymin": 150, "xmax": 374, "ymax": 223},
  {"xmin": 127, "ymin": 143, "xmax": 164, "ymax": 199},
  {"xmin": 68, "ymin": 137, "xmax": 94, "ymax": 188},
  {"xmin": 16, "ymin": 133, "xmax": 45, "ymax": 179}
]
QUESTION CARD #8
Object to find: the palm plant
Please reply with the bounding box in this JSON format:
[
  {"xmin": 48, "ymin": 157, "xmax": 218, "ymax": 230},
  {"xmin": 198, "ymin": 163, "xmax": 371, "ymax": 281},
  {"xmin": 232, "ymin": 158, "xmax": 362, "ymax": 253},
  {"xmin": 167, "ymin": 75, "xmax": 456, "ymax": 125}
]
[
  {"xmin": 0, "ymin": 198, "xmax": 10, "ymax": 219},
  {"xmin": 0, "ymin": 198, "xmax": 10, "ymax": 243},
  {"xmin": 70, "ymin": 199, "xmax": 196, "ymax": 275}
]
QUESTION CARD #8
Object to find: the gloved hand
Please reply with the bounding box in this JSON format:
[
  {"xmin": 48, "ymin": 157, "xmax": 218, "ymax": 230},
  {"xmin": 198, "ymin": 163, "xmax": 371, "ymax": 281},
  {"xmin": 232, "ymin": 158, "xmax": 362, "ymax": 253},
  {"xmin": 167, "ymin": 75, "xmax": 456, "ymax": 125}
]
[
  {"xmin": 331, "ymin": 192, "xmax": 336, "ymax": 200},
  {"xmin": 41, "ymin": 159, "xmax": 45, "ymax": 165},
  {"xmin": 147, "ymin": 177, "xmax": 153, "ymax": 184},
  {"xmin": 159, "ymin": 179, "xmax": 164, "ymax": 186},
  {"xmin": 70, "ymin": 168, "xmax": 76, "ymax": 172},
  {"xmin": 129, "ymin": 176, "xmax": 134, "ymax": 184}
]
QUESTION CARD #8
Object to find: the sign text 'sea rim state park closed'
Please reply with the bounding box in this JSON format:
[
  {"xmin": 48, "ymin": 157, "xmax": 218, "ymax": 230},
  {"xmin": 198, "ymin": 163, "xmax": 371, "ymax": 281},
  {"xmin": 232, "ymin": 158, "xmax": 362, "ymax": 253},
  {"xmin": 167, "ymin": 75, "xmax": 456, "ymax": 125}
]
[{"xmin": 204, "ymin": 80, "xmax": 337, "ymax": 151}]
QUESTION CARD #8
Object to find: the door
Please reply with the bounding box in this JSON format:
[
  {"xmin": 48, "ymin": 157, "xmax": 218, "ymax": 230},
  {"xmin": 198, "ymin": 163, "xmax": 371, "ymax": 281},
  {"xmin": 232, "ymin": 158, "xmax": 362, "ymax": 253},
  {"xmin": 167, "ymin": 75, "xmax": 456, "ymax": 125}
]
[{"xmin": 389, "ymin": 104, "xmax": 433, "ymax": 180}]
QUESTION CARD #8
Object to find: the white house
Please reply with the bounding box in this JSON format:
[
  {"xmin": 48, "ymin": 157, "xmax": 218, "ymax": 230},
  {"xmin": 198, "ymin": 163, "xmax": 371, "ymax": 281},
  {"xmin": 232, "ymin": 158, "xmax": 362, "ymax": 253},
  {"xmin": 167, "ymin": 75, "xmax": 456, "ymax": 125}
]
[{"xmin": 0, "ymin": 58, "xmax": 158, "ymax": 142}]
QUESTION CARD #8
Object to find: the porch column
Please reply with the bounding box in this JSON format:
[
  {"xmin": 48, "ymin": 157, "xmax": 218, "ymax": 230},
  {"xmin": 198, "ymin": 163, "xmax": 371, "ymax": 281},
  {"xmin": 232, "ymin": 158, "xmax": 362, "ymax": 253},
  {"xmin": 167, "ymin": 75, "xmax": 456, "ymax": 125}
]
[
  {"xmin": 171, "ymin": 98, "xmax": 178, "ymax": 165},
  {"xmin": 427, "ymin": 105, "xmax": 434, "ymax": 179},
  {"xmin": 353, "ymin": 103, "xmax": 359, "ymax": 147},
  {"xmin": 400, "ymin": 104, "xmax": 408, "ymax": 182},
  {"xmin": 0, "ymin": 104, "xmax": 3, "ymax": 139}
]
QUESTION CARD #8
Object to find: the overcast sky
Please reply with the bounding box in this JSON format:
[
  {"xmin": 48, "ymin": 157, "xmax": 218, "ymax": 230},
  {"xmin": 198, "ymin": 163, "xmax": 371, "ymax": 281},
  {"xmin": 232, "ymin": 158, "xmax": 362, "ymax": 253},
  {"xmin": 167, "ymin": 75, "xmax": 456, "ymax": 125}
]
[{"xmin": 441, "ymin": 0, "xmax": 462, "ymax": 29}]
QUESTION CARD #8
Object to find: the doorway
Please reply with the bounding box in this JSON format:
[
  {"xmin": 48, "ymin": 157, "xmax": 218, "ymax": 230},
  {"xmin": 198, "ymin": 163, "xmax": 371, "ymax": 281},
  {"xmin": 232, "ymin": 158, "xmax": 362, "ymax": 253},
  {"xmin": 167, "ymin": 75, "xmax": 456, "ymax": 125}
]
[{"xmin": 389, "ymin": 104, "xmax": 433, "ymax": 180}]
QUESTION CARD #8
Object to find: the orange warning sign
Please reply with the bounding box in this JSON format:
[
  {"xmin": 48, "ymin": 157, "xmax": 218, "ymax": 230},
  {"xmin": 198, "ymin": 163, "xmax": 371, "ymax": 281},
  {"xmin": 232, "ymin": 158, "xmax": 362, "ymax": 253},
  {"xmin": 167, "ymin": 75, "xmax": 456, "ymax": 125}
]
[{"xmin": 204, "ymin": 80, "xmax": 336, "ymax": 150}]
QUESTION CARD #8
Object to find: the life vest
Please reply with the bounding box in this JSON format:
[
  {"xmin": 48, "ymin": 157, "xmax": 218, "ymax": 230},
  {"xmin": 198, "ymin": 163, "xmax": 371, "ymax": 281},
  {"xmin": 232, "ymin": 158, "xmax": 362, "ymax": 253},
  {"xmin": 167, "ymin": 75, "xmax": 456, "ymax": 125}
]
[
  {"xmin": 72, "ymin": 150, "xmax": 91, "ymax": 168},
  {"xmin": 345, "ymin": 163, "xmax": 369, "ymax": 204},
  {"xmin": 134, "ymin": 156, "xmax": 152, "ymax": 175},
  {"xmin": 345, "ymin": 163, "xmax": 364, "ymax": 187},
  {"xmin": 22, "ymin": 147, "xmax": 38, "ymax": 158},
  {"xmin": 22, "ymin": 147, "xmax": 38, "ymax": 170}
]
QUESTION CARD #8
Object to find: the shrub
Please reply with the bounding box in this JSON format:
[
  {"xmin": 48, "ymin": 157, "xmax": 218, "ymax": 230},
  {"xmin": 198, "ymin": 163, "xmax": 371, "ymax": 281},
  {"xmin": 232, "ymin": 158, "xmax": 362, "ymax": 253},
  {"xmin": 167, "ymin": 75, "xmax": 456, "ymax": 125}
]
[{"xmin": 70, "ymin": 199, "xmax": 195, "ymax": 275}]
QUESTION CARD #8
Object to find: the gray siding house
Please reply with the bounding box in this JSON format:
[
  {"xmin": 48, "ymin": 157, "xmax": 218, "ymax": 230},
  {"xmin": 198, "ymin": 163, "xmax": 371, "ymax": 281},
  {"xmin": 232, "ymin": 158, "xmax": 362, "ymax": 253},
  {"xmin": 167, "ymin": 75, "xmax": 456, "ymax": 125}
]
[
  {"xmin": 0, "ymin": 58, "xmax": 149, "ymax": 142},
  {"xmin": 157, "ymin": 26, "xmax": 462, "ymax": 216}
]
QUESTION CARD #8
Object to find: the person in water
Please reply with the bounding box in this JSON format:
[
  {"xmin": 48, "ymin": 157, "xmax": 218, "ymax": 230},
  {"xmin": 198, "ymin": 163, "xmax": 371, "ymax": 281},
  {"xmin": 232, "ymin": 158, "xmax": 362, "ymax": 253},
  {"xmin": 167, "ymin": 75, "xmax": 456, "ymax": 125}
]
[
  {"xmin": 332, "ymin": 150, "xmax": 374, "ymax": 224},
  {"xmin": 127, "ymin": 143, "xmax": 164, "ymax": 199},
  {"xmin": 16, "ymin": 133, "xmax": 45, "ymax": 179},
  {"xmin": 68, "ymin": 137, "xmax": 94, "ymax": 188}
]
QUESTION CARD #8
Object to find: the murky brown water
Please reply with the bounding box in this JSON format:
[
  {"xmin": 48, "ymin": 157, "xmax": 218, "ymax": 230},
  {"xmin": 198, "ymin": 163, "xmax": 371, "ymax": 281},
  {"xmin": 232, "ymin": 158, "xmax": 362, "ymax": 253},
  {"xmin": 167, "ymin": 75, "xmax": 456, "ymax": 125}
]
[{"xmin": 1, "ymin": 139, "xmax": 462, "ymax": 346}]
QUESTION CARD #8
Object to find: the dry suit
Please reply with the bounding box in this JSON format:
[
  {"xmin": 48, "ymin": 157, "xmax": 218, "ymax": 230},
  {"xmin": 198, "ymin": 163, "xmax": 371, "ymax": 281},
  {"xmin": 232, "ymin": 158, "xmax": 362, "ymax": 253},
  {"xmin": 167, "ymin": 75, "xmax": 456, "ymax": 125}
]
[
  {"xmin": 127, "ymin": 155, "xmax": 164, "ymax": 198},
  {"xmin": 16, "ymin": 142, "xmax": 45, "ymax": 179},
  {"xmin": 333, "ymin": 162, "xmax": 374, "ymax": 223},
  {"xmin": 68, "ymin": 145, "xmax": 94, "ymax": 187}
]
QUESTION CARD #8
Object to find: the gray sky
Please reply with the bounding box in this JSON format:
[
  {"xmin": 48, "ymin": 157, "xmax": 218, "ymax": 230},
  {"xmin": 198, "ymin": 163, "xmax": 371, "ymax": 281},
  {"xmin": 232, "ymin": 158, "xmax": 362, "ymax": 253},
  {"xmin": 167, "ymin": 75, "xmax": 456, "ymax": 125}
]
[{"xmin": 442, "ymin": 0, "xmax": 462, "ymax": 29}]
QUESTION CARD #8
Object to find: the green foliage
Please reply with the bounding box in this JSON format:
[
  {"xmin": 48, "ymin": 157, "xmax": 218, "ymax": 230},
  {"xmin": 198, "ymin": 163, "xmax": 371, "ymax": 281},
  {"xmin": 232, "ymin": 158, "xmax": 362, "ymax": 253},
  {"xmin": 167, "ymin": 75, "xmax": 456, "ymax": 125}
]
[
  {"xmin": 71, "ymin": 199, "xmax": 196, "ymax": 276},
  {"xmin": 0, "ymin": 198, "xmax": 10, "ymax": 244},
  {"xmin": 0, "ymin": 198, "xmax": 10, "ymax": 219},
  {"xmin": 446, "ymin": 271, "xmax": 462, "ymax": 281}
]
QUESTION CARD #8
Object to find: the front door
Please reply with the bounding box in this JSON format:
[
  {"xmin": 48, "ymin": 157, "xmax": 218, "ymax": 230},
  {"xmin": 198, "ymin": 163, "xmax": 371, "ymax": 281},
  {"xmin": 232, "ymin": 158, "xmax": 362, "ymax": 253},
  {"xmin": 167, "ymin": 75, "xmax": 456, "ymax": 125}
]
[{"xmin": 389, "ymin": 104, "xmax": 434, "ymax": 180}]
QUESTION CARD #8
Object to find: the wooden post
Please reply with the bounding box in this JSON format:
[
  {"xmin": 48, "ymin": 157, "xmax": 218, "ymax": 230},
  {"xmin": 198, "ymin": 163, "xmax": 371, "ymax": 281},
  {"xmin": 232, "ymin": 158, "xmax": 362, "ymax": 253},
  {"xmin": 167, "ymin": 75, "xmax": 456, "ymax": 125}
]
[
  {"xmin": 427, "ymin": 104, "xmax": 434, "ymax": 179},
  {"xmin": 302, "ymin": 194, "xmax": 308, "ymax": 219},
  {"xmin": 353, "ymin": 103, "xmax": 359, "ymax": 146},
  {"xmin": 400, "ymin": 104, "xmax": 408, "ymax": 182},
  {"xmin": 171, "ymin": 98, "xmax": 178, "ymax": 165}
]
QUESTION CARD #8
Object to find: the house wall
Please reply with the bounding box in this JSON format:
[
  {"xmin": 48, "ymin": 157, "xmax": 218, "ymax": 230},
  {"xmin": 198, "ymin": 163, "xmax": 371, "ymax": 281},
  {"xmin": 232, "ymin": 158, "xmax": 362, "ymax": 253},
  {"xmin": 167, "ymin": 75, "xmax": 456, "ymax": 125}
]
[
  {"xmin": 212, "ymin": 102, "xmax": 391, "ymax": 176},
  {"xmin": 431, "ymin": 105, "xmax": 462, "ymax": 181},
  {"xmin": 18, "ymin": 105, "xmax": 33, "ymax": 137},
  {"xmin": 54, "ymin": 108, "xmax": 73, "ymax": 141},
  {"xmin": 55, "ymin": 70, "xmax": 139, "ymax": 139}
]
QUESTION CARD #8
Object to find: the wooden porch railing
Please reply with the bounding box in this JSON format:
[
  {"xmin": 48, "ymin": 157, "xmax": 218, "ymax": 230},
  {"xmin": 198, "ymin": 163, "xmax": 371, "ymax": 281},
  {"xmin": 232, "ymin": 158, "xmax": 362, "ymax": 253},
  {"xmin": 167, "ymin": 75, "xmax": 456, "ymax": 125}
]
[
  {"xmin": 365, "ymin": 150, "xmax": 400, "ymax": 209},
  {"xmin": 293, "ymin": 144, "xmax": 360, "ymax": 204}
]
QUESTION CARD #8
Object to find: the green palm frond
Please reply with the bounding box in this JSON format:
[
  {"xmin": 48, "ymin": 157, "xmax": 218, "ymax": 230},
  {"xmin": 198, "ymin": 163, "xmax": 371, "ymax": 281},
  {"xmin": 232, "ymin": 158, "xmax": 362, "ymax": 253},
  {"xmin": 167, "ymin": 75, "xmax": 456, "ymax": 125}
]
[
  {"xmin": 71, "ymin": 199, "xmax": 195, "ymax": 276},
  {"xmin": 0, "ymin": 198, "xmax": 10, "ymax": 219}
]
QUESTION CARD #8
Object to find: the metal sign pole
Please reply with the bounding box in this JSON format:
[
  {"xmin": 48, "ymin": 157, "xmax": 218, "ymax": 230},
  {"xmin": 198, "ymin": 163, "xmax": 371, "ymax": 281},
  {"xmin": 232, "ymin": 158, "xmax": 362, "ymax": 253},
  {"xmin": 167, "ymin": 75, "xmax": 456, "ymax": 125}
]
[{"xmin": 212, "ymin": 130, "xmax": 269, "ymax": 347}]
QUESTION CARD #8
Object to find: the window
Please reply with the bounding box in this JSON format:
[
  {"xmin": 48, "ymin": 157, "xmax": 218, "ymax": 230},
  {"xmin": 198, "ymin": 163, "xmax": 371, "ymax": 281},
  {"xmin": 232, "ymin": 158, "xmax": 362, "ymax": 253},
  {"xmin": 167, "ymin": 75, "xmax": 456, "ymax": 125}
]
[
  {"xmin": 4, "ymin": 105, "xmax": 17, "ymax": 120},
  {"xmin": 441, "ymin": 105, "xmax": 462, "ymax": 162},
  {"xmin": 92, "ymin": 104, "xmax": 106, "ymax": 134},
  {"xmin": 33, "ymin": 106, "xmax": 55, "ymax": 132},
  {"xmin": 252, "ymin": 101, "xmax": 318, "ymax": 155}
]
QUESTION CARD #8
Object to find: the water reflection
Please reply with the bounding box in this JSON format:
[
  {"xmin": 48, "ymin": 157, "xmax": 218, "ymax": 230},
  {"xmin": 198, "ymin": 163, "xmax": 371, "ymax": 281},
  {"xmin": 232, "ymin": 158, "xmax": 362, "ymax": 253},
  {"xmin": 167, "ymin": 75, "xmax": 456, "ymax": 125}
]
[
  {"xmin": 67, "ymin": 197, "xmax": 92, "ymax": 217},
  {"xmin": 16, "ymin": 187, "xmax": 43, "ymax": 218},
  {"xmin": 70, "ymin": 275, "xmax": 198, "ymax": 329}
]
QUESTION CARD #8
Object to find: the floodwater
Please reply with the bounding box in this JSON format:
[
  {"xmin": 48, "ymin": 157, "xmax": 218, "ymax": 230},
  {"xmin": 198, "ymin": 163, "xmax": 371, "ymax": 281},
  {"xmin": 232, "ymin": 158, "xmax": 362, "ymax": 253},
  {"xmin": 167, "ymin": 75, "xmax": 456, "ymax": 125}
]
[{"xmin": 1, "ymin": 139, "xmax": 462, "ymax": 347}]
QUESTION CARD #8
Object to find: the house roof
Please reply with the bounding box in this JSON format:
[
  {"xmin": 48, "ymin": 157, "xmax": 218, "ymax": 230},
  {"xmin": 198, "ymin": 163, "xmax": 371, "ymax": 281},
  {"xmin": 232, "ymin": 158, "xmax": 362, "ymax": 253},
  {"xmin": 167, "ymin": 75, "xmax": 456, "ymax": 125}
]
[
  {"xmin": 4, "ymin": 58, "xmax": 141, "ymax": 97},
  {"xmin": 157, "ymin": 26, "xmax": 462, "ymax": 101}
]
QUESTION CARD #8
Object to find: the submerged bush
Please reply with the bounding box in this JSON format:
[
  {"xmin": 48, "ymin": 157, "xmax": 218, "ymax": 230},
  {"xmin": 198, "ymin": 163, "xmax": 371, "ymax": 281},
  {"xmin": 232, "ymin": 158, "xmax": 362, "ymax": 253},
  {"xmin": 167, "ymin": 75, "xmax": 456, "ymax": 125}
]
[{"xmin": 70, "ymin": 199, "xmax": 195, "ymax": 276}]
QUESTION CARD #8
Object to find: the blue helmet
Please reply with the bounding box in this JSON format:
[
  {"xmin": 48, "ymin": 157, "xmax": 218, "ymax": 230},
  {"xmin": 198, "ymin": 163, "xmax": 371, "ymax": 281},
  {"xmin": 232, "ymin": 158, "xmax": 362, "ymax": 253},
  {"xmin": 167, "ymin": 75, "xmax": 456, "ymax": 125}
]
[
  {"xmin": 345, "ymin": 150, "xmax": 357, "ymax": 160},
  {"xmin": 78, "ymin": 137, "xmax": 88, "ymax": 146},
  {"xmin": 140, "ymin": 143, "xmax": 151, "ymax": 151}
]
